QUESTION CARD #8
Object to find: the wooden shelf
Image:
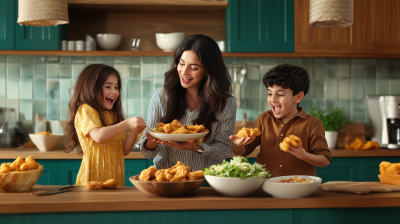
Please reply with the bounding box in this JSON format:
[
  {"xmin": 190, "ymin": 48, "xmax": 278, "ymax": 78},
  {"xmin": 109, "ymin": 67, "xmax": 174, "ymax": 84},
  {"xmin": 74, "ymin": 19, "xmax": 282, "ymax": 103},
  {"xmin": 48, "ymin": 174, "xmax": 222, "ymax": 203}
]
[
  {"xmin": 2, "ymin": 50, "xmax": 400, "ymax": 58},
  {"xmin": 68, "ymin": 0, "xmax": 228, "ymax": 7}
]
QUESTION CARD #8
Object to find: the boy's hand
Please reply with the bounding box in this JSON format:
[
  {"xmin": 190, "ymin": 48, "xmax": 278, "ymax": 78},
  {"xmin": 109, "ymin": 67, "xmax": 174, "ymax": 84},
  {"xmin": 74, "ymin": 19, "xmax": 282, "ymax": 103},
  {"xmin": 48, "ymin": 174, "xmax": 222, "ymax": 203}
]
[
  {"xmin": 281, "ymin": 143, "xmax": 307, "ymax": 159},
  {"xmin": 126, "ymin": 116, "xmax": 146, "ymax": 134},
  {"xmin": 229, "ymin": 135, "xmax": 256, "ymax": 146}
]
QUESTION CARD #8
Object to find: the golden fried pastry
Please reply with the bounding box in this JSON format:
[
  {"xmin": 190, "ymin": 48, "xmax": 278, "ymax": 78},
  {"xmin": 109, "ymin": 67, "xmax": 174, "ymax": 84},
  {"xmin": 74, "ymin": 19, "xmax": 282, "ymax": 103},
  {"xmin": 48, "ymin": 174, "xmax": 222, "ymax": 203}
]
[
  {"xmin": 86, "ymin": 181, "xmax": 103, "ymax": 190},
  {"xmin": 152, "ymin": 120, "xmax": 209, "ymax": 134},
  {"xmin": 346, "ymin": 138, "xmax": 379, "ymax": 150},
  {"xmin": 279, "ymin": 135, "xmax": 302, "ymax": 152},
  {"xmin": 187, "ymin": 170, "xmax": 204, "ymax": 180},
  {"xmin": 236, "ymin": 127, "xmax": 261, "ymax": 138},
  {"xmin": 138, "ymin": 166, "xmax": 157, "ymax": 181},
  {"xmin": 138, "ymin": 161, "xmax": 203, "ymax": 182},
  {"xmin": 170, "ymin": 165, "xmax": 188, "ymax": 182},
  {"xmin": 171, "ymin": 127, "xmax": 189, "ymax": 134},
  {"xmin": 36, "ymin": 131, "xmax": 52, "ymax": 136},
  {"xmin": 156, "ymin": 123, "xmax": 166, "ymax": 132},
  {"xmin": 386, "ymin": 163, "xmax": 400, "ymax": 176},
  {"xmin": 380, "ymin": 161, "xmax": 393, "ymax": 175},
  {"xmin": 0, "ymin": 163, "xmax": 10, "ymax": 173},
  {"xmin": 103, "ymin": 179, "xmax": 118, "ymax": 189}
]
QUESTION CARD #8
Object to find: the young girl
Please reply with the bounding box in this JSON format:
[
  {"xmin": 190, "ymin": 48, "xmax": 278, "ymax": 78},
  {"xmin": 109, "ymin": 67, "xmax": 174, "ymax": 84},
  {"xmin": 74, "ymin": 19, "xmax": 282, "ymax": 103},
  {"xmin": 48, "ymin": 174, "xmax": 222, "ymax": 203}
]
[{"xmin": 65, "ymin": 64, "xmax": 146, "ymax": 186}]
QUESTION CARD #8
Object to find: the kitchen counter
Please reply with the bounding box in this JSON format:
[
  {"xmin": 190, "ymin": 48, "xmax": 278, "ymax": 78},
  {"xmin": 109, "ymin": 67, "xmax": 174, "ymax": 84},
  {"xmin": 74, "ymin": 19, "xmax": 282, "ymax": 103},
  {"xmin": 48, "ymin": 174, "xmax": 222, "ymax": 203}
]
[
  {"xmin": 1, "ymin": 147, "xmax": 400, "ymax": 159},
  {"xmin": 2, "ymin": 185, "xmax": 400, "ymax": 214}
]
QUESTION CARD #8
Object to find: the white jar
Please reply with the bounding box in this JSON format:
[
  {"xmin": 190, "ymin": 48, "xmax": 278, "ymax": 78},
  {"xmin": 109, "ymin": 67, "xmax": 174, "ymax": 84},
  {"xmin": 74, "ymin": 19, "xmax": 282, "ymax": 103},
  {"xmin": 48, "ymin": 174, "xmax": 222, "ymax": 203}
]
[
  {"xmin": 61, "ymin": 40, "xmax": 67, "ymax": 51},
  {"xmin": 76, "ymin": 40, "xmax": 85, "ymax": 51},
  {"xmin": 68, "ymin": 41, "xmax": 75, "ymax": 51}
]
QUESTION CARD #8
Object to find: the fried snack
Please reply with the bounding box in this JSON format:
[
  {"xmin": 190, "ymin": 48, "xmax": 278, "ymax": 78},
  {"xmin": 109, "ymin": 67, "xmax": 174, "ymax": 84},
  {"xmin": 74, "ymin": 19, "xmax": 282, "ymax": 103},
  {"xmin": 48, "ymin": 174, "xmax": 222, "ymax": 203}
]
[
  {"xmin": 86, "ymin": 181, "xmax": 103, "ymax": 190},
  {"xmin": 279, "ymin": 135, "xmax": 302, "ymax": 152},
  {"xmin": 236, "ymin": 127, "xmax": 261, "ymax": 138},
  {"xmin": 171, "ymin": 127, "xmax": 189, "ymax": 134},
  {"xmin": 386, "ymin": 163, "xmax": 400, "ymax": 176},
  {"xmin": 103, "ymin": 179, "xmax": 118, "ymax": 189},
  {"xmin": 346, "ymin": 138, "xmax": 379, "ymax": 150},
  {"xmin": 187, "ymin": 170, "xmax": 204, "ymax": 180},
  {"xmin": 0, "ymin": 163, "xmax": 11, "ymax": 173},
  {"xmin": 36, "ymin": 131, "xmax": 52, "ymax": 136},
  {"xmin": 194, "ymin": 137, "xmax": 204, "ymax": 145},
  {"xmin": 23, "ymin": 141, "xmax": 36, "ymax": 148},
  {"xmin": 170, "ymin": 165, "xmax": 188, "ymax": 182},
  {"xmin": 138, "ymin": 166, "xmax": 157, "ymax": 181},
  {"xmin": 380, "ymin": 161, "xmax": 393, "ymax": 175},
  {"xmin": 156, "ymin": 123, "xmax": 166, "ymax": 132},
  {"xmin": 153, "ymin": 120, "xmax": 209, "ymax": 134}
]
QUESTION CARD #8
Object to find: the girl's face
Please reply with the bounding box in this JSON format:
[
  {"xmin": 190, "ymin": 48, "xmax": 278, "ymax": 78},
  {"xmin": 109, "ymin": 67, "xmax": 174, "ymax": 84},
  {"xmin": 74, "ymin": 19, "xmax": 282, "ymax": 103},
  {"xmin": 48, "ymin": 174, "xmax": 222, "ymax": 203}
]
[
  {"xmin": 99, "ymin": 74, "xmax": 119, "ymax": 110},
  {"xmin": 267, "ymin": 84, "xmax": 303, "ymax": 123},
  {"xmin": 177, "ymin": 50, "xmax": 206, "ymax": 91}
]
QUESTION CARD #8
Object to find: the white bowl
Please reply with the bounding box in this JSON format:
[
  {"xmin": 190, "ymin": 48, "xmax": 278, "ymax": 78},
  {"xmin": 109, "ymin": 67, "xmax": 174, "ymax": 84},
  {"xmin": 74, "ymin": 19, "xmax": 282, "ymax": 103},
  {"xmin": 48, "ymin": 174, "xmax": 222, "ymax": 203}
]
[
  {"xmin": 96, "ymin": 34, "xmax": 122, "ymax": 50},
  {"xmin": 262, "ymin": 175, "xmax": 322, "ymax": 198},
  {"xmin": 148, "ymin": 131, "xmax": 208, "ymax": 142},
  {"xmin": 29, "ymin": 134, "xmax": 64, "ymax": 152},
  {"xmin": 155, "ymin": 32, "xmax": 185, "ymax": 52},
  {"xmin": 205, "ymin": 175, "xmax": 265, "ymax": 197}
]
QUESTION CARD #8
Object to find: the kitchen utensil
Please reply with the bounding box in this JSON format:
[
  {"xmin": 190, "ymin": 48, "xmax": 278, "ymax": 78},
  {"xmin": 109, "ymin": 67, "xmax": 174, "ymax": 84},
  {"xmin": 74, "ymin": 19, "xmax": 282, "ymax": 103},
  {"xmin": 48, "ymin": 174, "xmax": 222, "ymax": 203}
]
[
  {"xmin": 205, "ymin": 175, "xmax": 264, "ymax": 197},
  {"xmin": 155, "ymin": 32, "xmax": 185, "ymax": 52},
  {"xmin": 96, "ymin": 34, "xmax": 122, "ymax": 50},
  {"xmin": 263, "ymin": 175, "xmax": 322, "ymax": 198},
  {"xmin": 128, "ymin": 38, "xmax": 140, "ymax": 51},
  {"xmin": 320, "ymin": 181, "xmax": 400, "ymax": 194},
  {"xmin": 237, "ymin": 67, "xmax": 247, "ymax": 108},
  {"xmin": 34, "ymin": 185, "xmax": 74, "ymax": 196},
  {"xmin": 129, "ymin": 175, "xmax": 205, "ymax": 197}
]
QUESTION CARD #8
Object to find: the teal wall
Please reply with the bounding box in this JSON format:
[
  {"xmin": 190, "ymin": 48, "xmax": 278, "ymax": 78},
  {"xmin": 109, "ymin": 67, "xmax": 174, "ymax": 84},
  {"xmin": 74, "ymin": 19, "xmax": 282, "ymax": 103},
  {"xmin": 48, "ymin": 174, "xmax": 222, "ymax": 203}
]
[{"xmin": 0, "ymin": 55, "xmax": 398, "ymax": 135}]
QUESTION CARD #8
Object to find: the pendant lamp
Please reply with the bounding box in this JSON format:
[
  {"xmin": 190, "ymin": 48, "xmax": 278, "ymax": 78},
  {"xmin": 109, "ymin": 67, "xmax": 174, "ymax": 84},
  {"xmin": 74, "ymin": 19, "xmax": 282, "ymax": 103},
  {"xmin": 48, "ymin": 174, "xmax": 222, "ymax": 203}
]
[
  {"xmin": 17, "ymin": 0, "xmax": 69, "ymax": 27},
  {"xmin": 309, "ymin": 0, "xmax": 353, "ymax": 28}
]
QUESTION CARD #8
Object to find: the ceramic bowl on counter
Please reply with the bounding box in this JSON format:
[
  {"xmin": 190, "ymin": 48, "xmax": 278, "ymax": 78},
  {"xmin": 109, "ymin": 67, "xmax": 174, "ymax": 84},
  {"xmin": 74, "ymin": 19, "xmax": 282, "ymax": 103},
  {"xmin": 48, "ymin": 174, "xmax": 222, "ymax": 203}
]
[
  {"xmin": 129, "ymin": 175, "xmax": 205, "ymax": 197},
  {"xmin": 96, "ymin": 34, "xmax": 122, "ymax": 50},
  {"xmin": 155, "ymin": 32, "xmax": 185, "ymax": 52},
  {"xmin": 29, "ymin": 134, "xmax": 64, "ymax": 152},
  {"xmin": 262, "ymin": 175, "xmax": 322, "ymax": 198},
  {"xmin": 148, "ymin": 131, "xmax": 208, "ymax": 142},
  {"xmin": 204, "ymin": 175, "xmax": 265, "ymax": 197}
]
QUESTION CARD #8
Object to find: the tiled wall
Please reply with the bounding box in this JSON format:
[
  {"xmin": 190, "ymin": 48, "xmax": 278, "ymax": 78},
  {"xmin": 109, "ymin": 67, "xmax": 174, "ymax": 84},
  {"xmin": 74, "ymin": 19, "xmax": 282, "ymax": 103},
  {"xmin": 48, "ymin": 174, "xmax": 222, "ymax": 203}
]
[{"xmin": 1, "ymin": 55, "xmax": 399, "ymax": 136}]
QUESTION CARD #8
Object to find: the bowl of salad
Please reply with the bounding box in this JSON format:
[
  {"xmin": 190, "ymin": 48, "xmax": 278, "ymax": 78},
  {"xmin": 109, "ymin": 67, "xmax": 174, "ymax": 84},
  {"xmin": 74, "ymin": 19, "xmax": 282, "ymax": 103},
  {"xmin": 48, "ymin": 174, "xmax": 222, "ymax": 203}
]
[{"xmin": 204, "ymin": 156, "xmax": 271, "ymax": 197}]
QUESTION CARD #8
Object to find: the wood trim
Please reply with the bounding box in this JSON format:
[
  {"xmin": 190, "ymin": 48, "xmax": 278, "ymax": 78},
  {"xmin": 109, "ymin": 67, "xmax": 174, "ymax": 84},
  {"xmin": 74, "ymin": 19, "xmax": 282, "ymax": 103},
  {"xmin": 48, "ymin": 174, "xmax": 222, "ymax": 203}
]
[
  {"xmin": 68, "ymin": 0, "xmax": 228, "ymax": 7},
  {"xmin": 2, "ymin": 186, "xmax": 400, "ymax": 213},
  {"xmin": 331, "ymin": 149, "xmax": 400, "ymax": 157},
  {"xmin": 1, "ymin": 51, "xmax": 400, "ymax": 58}
]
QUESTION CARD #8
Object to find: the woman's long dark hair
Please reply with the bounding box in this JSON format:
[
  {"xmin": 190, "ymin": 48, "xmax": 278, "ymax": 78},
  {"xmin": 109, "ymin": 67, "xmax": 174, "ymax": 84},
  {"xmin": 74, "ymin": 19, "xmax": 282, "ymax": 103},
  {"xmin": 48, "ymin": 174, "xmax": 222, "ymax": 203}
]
[
  {"xmin": 161, "ymin": 34, "xmax": 232, "ymax": 137},
  {"xmin": 65, "ymin": 64, "xmax": 124, "ymax": 155}
]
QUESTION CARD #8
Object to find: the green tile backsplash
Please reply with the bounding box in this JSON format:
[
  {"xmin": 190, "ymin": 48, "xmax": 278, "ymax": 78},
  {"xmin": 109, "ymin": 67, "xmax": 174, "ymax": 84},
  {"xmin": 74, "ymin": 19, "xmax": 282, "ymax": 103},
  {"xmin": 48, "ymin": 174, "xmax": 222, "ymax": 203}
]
[{"xmin": 1, "ymin": 55, "xmax": 398, "ymax": 135}]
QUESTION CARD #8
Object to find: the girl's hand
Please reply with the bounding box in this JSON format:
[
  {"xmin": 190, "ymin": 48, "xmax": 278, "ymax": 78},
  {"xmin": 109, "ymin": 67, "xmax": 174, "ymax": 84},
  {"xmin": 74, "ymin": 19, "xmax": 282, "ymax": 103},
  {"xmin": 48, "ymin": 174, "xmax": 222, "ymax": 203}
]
[
  {"xmin": 229, "ymin": 135, "xmax": 256, "ymax": 146},
  {"xmin": 126, "ymin": 116, "xmax": 146, "ymax": 134},
  {"xmin": 158, "ymin": 139, "xmax": 197, "ymax": 152}
]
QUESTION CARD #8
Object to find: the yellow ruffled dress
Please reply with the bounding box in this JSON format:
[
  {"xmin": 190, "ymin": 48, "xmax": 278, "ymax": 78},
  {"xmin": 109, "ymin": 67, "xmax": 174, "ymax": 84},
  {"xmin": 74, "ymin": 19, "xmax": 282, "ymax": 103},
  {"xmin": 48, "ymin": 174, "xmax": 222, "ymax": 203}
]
[{"xmin": 75, "ymin": 104, "xmax": 126, "ymax": 186}]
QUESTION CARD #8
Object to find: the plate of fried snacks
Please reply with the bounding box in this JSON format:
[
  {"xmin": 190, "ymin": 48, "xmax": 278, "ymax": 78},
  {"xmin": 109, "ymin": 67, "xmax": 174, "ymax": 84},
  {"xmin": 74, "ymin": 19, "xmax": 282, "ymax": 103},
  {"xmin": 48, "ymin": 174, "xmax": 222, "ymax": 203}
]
[
  {"xmin": 346, "ymin": 138, "xmax": 379, "ymax": 150},
  {"xmin": 148, "ymin": 119, "xmax": 209, "ymax": 144},
  {"xmin": 85, "ymin": 178, "xmax": 118, "ymax": 190},
  {"xmin": 130, "ymin": 161, "xmax": 205, "ymax": 196},
  {"xmin": 378, "ymin": 161, "xmax": 400, "ymax": 186},
  {"xmin": 0, "ymin": 156, "xmax": 43, "ymax": 192}
]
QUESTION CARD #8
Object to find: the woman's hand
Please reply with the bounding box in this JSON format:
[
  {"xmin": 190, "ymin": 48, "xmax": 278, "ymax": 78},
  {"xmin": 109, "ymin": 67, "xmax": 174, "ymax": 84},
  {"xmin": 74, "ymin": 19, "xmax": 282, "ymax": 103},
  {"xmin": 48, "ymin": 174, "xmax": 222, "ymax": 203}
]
[
  {"xmin": 229, "ymin": 135, "xmax": 256, "ymax": 146},
  {"xmin": 158, "ymin": 139, "xmax": 198, "ymax": 152},
  {"xmin": 145, "ymin": 132, "xmax": 159, "ymax": 150},
  {"xmin": 126, "ymin": 116, "xmax": 146, "ymax": 134}
]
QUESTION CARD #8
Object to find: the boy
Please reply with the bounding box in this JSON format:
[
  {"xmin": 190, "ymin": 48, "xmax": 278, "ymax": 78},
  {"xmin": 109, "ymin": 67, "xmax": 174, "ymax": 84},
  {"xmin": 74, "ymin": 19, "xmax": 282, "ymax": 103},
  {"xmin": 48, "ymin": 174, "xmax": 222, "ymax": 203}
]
[{"xmin": 230, "ymin": 64, "xmax": 331, "ymax": 177}]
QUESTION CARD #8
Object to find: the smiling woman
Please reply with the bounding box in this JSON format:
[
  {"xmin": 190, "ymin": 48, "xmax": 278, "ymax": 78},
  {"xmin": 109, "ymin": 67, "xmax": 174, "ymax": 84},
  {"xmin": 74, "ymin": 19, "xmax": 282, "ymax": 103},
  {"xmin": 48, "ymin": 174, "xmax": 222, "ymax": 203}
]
[{"xmin": 140, "ymin": 34, "xmax": 236, "ymax": 171}]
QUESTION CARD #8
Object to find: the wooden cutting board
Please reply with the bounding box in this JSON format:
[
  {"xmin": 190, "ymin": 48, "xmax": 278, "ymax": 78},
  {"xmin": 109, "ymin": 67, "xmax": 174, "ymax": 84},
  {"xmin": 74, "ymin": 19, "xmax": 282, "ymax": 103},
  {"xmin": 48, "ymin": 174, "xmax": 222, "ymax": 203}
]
[{"xmin": 320, "ymin": 181, "xmax": 400, "ymax": 194}]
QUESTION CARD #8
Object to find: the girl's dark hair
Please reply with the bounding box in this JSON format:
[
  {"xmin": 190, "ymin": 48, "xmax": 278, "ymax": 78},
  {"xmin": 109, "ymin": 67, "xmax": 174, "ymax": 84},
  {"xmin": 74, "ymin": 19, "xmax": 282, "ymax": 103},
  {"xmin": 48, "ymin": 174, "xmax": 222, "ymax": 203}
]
[
  {"xmin": 161, "ymin": 34, "xmax": 232, "ymax": 137},
  {"xmin": 262, "ymin": 64, "xmax": 310, "ymax": 96},
  {"xmin": 65, "ymin": 64, "xmax": 124, "ymax": 155}
]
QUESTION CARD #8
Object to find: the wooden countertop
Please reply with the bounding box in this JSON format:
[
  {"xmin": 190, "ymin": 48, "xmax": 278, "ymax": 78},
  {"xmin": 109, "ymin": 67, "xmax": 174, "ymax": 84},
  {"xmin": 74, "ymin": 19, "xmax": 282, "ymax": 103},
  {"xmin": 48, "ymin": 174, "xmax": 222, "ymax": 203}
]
[
  {"xmin": 1, "ymin": 185, "xmax": 400, "ymax": 214},
  {"xmin": 1, "ymin": 147, "xmax": 400, "ymax": 160}
]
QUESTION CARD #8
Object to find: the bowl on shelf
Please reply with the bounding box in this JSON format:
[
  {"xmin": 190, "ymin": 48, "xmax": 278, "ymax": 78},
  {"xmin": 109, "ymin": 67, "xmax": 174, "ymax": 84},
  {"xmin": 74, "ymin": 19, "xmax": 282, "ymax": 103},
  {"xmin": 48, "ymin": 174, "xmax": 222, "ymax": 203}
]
[
  {"xmin": 129, "ymin": 175, "xmax": 205, "ymax": 197},
  {"xmin": 262, "ymin": 175, "xmax": 322, "ymax": 198},
  {"xmin": 155, "ymin": 32, "xmax": 185, "ymax": 52},
  {"xmin": 96, "ymin": 34, "xmax": 122, "ymax": 50},
  {"xmin": 29, "ymin": 134, "xmax": 64, "ymax": 152},
  {"xmin": 204, "ymin": 175, "xmax": 265, "ymax": 197}
]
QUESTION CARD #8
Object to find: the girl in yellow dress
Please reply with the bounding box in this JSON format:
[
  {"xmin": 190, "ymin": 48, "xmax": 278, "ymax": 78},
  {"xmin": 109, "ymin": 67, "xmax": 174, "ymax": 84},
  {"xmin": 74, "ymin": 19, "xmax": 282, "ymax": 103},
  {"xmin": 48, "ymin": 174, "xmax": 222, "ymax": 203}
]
[{"xmin": 64, "ymin": 64, "xmax": 146, "ymax": 186}]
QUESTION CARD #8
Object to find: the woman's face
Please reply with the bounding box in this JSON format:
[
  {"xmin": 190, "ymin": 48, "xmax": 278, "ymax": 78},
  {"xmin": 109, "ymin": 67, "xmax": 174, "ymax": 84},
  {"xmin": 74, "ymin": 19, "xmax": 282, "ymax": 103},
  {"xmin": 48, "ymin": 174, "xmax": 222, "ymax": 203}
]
[
  {"xmin": 99, "ymin": 74, "xmax": 119, "ymax": 110},
  {"xmin": 177, "ymin": 50, "xmax": 206, "ymax": 91}
]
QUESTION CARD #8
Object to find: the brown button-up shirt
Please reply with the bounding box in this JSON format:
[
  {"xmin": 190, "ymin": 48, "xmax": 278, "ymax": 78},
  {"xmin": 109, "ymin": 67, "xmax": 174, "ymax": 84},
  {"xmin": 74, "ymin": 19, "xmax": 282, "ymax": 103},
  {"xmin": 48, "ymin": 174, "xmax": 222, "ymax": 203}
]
[{"xmin": 244, "ymin": 107, "xmax": 332, "ymax": 177}]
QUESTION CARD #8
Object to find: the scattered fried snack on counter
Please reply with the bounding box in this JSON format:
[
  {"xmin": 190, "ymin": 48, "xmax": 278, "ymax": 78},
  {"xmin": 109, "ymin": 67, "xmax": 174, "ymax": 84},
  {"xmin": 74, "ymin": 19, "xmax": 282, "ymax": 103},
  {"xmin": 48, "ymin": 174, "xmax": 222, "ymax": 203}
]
[
  {"xmin": 236, "ymin": 127, "xmax": 261, "ymax": 138},
  {"xmin": 103, "ymin": 179, "xmax": 118, "ymax": 189},
  {"xmin": 36, "ymin": 131, "xmax": 52, "ymax": 136},
  {"xmin": 346, "ymin": 138, "xmax": 379, "ymax": 150},
  {"xmin": 85, "ymin": 178, "xmax": 119, "ymax": 190},
  {"xmin": 279, "ymin": 135, "xmax": 302, "ymax": 152},
  {"xmin": 0, "ymin": 156, "xmax": 40, "ymax": 173},
  {"xmin": 138, "ymin": 161, "xmax": 204, "ymax": 182}
]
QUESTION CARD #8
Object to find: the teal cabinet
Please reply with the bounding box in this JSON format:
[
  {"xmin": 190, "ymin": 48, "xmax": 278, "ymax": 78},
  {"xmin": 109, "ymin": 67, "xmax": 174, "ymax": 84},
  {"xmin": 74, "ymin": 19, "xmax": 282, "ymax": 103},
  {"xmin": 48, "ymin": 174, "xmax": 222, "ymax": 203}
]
[
  {"xmin": 58, "ymin": 160, "xmax": 82, "ymax": 185},
  {"xmin": 0, "ymin": 0, "xmax": 15, "ymax": 50},
  {"xmin": 358, "ymin": 157, "xmax": 399, "ymax": 182},
  {"xmin": 316, "ymin": 158, "xmax": 360, "ymax": 182},
  {"xmin": 36, "ymin": 160, "xmax": 59, "ymax": 185},
  {"xmin": 125, "ymin": 159, "xmax": 147, "ymax": 186},
  {"xmin": 225, "ymin": 0, "xmax": 294, "ymax": 52},
  {"xmin": 14, "ymin": 0, "xmax": 67, "ymax": 50}
]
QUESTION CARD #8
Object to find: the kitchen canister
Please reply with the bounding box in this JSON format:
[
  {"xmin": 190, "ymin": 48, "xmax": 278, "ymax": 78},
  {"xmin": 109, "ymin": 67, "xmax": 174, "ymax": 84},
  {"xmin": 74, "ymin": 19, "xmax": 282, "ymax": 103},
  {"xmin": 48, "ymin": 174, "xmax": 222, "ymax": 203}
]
[
  {"xmin": 86, "ymin": 40, "xmax": 96, "ymax": 51},
  {"xmin": 76, "ymin": 40, "xmax": 85, "ymax": 51},
  {"xmin": 61, "ymin": 40, "xmax": 67, "ymax": 51},
  {"xmin": 68, "ymin": 41, "xmax": 75, "ymax": 51}
]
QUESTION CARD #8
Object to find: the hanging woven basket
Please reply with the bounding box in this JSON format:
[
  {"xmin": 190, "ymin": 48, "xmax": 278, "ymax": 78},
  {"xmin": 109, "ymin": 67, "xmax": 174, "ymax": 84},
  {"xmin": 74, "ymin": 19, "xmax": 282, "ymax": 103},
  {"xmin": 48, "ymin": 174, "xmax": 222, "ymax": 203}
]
[
  {"xmin": 309, "ymin": 0, "xmax": 353, "ymax": 28},
  {"xmin": 17, "ymin": 0, "xmax": 69, "ymax": 27}
]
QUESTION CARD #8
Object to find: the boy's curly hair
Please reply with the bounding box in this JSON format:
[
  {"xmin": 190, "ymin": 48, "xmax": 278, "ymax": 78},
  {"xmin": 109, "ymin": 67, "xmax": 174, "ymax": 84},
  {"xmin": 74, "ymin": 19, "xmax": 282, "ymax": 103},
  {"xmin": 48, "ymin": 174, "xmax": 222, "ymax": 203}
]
[{"xmin": 262, "ymin": 64, "xmax": 310, "ymax": 96}]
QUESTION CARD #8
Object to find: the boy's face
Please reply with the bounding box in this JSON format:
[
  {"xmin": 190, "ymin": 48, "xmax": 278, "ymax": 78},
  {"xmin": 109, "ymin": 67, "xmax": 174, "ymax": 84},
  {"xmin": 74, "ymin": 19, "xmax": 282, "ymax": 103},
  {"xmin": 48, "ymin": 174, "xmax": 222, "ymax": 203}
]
[{"xmin": 267, "ymin": 84, "xmax": 304, "ymax": 123}]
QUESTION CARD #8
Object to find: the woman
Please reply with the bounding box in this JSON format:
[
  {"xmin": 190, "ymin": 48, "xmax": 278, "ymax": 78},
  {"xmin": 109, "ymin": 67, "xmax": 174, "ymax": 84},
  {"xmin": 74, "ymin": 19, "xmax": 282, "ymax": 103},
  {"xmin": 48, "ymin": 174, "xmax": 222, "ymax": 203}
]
[{"xmin": 139, "ymin": 34, "xmax": 236, "ymax": 171}]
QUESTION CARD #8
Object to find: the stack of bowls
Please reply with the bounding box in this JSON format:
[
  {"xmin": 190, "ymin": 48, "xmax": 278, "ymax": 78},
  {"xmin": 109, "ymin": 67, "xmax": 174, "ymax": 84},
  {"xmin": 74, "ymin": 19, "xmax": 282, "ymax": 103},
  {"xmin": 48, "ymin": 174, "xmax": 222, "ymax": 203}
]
[{"xmin": 155, "ymin": 32, "xmax": 185, "ymax": 52}]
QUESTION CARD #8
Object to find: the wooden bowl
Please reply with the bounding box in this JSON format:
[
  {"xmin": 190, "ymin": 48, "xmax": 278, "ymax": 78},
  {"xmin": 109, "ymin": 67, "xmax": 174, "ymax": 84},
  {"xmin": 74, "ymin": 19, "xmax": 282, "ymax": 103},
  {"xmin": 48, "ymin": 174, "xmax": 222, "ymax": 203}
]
[{"xmin": 129, "ymin": 175, "xmax": 205, "ymax": 197}]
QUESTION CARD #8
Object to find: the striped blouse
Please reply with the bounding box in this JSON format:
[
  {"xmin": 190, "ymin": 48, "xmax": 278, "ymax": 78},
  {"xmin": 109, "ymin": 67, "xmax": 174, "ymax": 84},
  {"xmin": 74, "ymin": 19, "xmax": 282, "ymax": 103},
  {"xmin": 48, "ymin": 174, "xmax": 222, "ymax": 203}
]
[{"xmin": 139, "ymin": 88, "xmax": 236, "ymax": 171}]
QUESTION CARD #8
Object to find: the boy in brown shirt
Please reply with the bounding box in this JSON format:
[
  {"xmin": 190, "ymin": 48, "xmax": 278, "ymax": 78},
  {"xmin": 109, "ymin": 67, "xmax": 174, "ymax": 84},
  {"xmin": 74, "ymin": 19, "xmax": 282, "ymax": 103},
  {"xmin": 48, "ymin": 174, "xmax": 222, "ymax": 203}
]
[{"xmin": 230, "ymin": 64, "xmax": 332, "ymax": 177}]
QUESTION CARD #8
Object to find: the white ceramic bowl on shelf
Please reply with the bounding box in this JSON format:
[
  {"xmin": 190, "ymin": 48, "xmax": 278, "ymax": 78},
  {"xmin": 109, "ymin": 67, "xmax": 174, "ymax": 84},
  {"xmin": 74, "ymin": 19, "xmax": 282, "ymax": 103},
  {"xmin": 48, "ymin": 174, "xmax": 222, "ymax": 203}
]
[
  {"xmin": 262, "ymin": 175, "xmax": 322, "ymax": 198},
  {"xmin": 155, "ymin": 32, "xmax": 185, "ymax": 52},
  {"xmin": 29, "ymin": 134, "xmax": 64, "ymax": 152},
  {"xmin": 205, "ymin": 175, "xmax": 265, "ymax": 197},
  {"xmin": 96, "ymin": 34, "xmax": 122, "ymax": 50}
]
